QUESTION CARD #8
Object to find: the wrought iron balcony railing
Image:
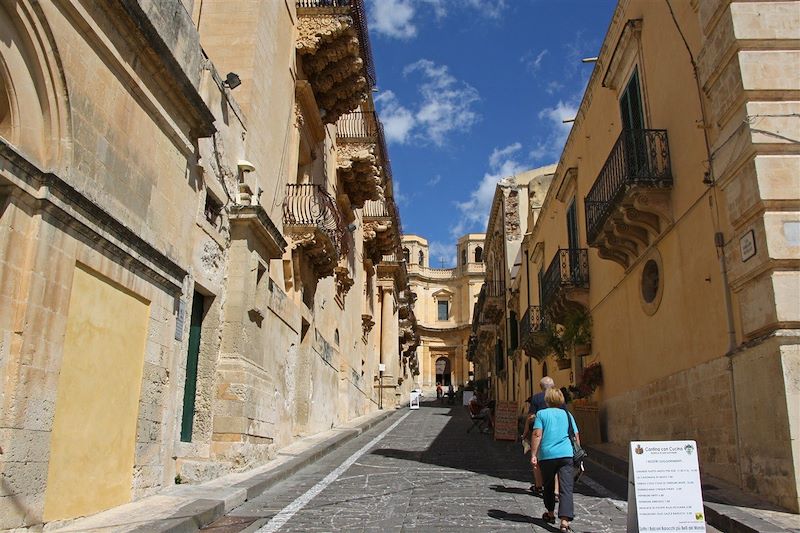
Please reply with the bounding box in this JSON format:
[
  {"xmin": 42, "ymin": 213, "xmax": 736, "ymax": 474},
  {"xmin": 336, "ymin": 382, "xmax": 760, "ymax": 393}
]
[
  {"xmin": 519, "ymin": 305, "xmax": 545, "ymax": 345},
  {"xmin": 296, "ymin": 0, "xmax": 376, "ymax": 88},
  {"xmin": 484, "ymin": 280, "xmax": 506, "ymax": 299},
  {"xmin": 541, "ymin": 248, "xmax": 589, "ymax": 308},
  {"xmin": 585, "ymin": 129, "xmax": 672, "ymax": 244},
  {"xmin": 283, "ymin": 184, "xmax": 348, "ymax": 257}
]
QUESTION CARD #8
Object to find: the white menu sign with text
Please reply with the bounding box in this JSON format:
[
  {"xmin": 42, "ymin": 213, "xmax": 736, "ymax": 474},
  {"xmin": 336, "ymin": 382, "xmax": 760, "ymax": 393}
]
[{"xmin": 627, "ymin": 440, "xmax": 706, "ymax": 532}]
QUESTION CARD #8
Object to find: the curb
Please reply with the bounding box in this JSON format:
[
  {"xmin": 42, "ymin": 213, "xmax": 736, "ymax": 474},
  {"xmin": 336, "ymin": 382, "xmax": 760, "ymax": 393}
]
[
  {"xmin": 584, "ymin": 444, "xmax": 793, "ymax": 533},
  {"xmin": 155, "ymin": 408, "xmax": 400, "ymax": 533},
  {"xmin": 49, "ymin": 409, "xmax": 401, "ymax": 533}
]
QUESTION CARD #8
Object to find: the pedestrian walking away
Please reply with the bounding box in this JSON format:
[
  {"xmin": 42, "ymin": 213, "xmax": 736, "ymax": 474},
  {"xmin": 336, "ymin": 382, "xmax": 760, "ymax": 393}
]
[{"xmin": 530, "ymin": 387, "xmax": 580, "ymax": 532}]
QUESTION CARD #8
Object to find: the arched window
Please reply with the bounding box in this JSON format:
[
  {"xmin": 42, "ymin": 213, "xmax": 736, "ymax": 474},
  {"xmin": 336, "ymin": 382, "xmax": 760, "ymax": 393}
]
[
  {"xmin": 418, "ymin": 250, "xmax": 424, "ymax": 266},
  {"xmin": 403, "ymin": 247, "xmax": 410, "ymax": 263},
  {"xmin": 474, "ymin": 246, "xmax": 483, "ymax": 263},
  {"xmin": 461, "ymin": 249, "xmax": 467, "ymax": 266}
]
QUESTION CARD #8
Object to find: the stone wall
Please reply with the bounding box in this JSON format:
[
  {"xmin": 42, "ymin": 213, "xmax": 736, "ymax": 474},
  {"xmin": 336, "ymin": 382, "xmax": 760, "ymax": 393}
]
[{"xmin": 604, "ymin": 355, "xmax": 739, "ymax": 485}]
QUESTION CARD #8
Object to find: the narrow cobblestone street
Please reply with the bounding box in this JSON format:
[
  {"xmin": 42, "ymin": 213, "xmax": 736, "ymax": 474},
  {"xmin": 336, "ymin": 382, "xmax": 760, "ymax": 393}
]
[{"xmin": 204, "ymin": 401, "xmax": 628, "ymax": 532}]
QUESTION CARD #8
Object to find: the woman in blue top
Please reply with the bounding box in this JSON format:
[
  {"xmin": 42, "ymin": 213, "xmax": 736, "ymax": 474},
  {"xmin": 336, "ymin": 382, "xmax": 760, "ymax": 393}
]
[{"xmin": 531, "ymin": 387, "xmax": 580, "ymax": 532}]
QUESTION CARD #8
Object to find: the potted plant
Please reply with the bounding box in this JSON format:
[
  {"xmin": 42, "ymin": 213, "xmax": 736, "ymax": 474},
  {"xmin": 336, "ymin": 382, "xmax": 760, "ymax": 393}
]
[
  {"xmin": 568, "ymin": 362, "xmax": 603, "ymax": 399},
  {"xmin": 562, "ymin": 307, "xmax": 592, "ymax": 356},
  {"xmin": 544, "ymin": 323, "xmax": 572, "ymax": 370}
]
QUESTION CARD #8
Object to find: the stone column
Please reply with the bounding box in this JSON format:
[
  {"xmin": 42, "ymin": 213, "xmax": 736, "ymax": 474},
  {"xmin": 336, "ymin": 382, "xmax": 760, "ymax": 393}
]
[{"xmin": 379, "ymin": 286, "xmax": 398, "ymax": 407}]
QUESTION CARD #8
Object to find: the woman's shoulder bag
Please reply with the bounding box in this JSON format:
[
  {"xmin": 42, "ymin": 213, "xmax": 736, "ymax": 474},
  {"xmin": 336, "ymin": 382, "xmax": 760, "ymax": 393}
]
[{"xmin": 565, "ymin": 409, "xmax": 587, "ymax": 479}]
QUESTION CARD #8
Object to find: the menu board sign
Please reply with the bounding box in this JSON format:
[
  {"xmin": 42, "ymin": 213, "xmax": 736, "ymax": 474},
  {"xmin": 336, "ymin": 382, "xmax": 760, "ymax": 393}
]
[
  {"xmin": 493, "ymin": 400, "xmax": 518, "ymax": 441},
  {"xmin": 627, "ymin": 440, "xmax": 706, "ymax": 532}
]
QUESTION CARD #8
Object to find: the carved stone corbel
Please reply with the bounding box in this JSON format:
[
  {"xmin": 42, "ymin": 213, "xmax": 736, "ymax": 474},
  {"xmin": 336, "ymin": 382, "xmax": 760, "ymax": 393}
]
[
  {"xmin": 334, "ymin": 265, "xmax": 354, "ymax": 309},
  {"xmin": 361, "ymin": 313, "xmax": 375, "ymax": 343}
]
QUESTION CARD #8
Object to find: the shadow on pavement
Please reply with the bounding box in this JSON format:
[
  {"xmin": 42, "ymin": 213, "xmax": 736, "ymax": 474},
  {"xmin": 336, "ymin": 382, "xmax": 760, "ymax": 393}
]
[{"xmin": 371, "ymin": 400, "xmax": 533, "ymax": 483}]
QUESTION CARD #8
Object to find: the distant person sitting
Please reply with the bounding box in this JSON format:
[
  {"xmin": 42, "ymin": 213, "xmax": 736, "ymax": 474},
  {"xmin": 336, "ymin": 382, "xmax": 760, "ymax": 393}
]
[{"xmin": 468, "ymin": 393, "xmax": 493, "ymax": 433}]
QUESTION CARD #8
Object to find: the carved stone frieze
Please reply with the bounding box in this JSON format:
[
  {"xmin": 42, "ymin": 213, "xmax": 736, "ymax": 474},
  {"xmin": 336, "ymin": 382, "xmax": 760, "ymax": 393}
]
[
  {"xmin": 336, "ymin": 142, "xmax": 382, "ymax": 208},
  {"xmin": 296, "ymin": 13, "xmax": 369, "ymax": 124}
]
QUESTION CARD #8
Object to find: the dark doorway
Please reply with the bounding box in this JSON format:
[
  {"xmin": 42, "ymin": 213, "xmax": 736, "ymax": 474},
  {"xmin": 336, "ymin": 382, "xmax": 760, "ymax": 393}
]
[
  {"xmin": 435, "ymin": 356, "xmax": 451, "ymax": 387},
  {"xmin": 180, "ymin": 292, "xmax": 205, "ymax": 442}
]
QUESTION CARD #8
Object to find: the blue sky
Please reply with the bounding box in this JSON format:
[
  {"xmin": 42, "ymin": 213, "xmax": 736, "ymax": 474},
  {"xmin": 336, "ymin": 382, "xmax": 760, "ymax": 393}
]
[{"xmin": 365, "ymin": 0, "xmax": 616, "ymax": 267}]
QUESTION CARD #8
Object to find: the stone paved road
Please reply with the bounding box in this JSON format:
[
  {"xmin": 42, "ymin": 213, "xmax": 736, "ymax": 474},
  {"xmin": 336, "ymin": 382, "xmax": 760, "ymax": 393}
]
[{"xmin": 203, "ymin": 401, "xmax": 629, "ymax": 532}]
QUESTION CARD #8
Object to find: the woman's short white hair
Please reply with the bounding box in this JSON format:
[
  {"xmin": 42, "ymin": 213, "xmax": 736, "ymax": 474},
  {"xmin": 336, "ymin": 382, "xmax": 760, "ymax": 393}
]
[{"xmin": 540, "ymin": 376, "xmax": 555, "ymax": 390}]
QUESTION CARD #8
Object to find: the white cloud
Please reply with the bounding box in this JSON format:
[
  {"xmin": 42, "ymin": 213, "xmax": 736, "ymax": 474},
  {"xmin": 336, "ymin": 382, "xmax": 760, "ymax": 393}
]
[
  {"xmin": 426, "ymin": 175, "xmax": 441, "ymax": 186},
  {"xmin": 367, "ymin": 0, "xmax": 508, "ymax": 40},
  {"xmin": 452, "ymin": 142, "xmax": 526, "ymax": 237},
  {"xmin": 545, "ymin": 80, "xmax": 565, "ymax": 95},
  {"xmin": 418, "ymin": 0, "xmax": 447, "ymax": 18},
  {"xmin": 369, "ymin": 0, "xmax": 417, "ymax": 39},
  {"xmin": 375, "ymin": 60, "xmax": 479, "ymax": 147},
  {"xmin": 403, "ymin": 59, "xmax": 480, "ymax": 146},
  {"xmin": 393, "ymin": 179, "xmax": 410, "ymax": 207},
  {"xmin": 463, "ymin": 0, "xmax": 508, "ymax": 19},
  {"xmin": 428, "ymin": 240, "xmax": 456, "ymax": 268},
  {"xmin": 374, "ymin": 90, "xmax": 415, "ymax": 144},
  {"xmin": 530, "ymin": 100, "xmax": 578, "ymax": 162},
  {"xmin": 521, "ymin": 49, "xmax": 548, "ymax": 72}
]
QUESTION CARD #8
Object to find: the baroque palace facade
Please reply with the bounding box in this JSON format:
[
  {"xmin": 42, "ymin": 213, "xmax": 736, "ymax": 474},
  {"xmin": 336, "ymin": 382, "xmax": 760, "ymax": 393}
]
[
  {"xmin": 472, "ymin": 0, "xmax": 799, "ymax": 513},
  {"xmin": 403, "ymin": 234, "xmax": 485, "ymax": 391},
  {"xmin": 0, "ymin": 0, "xmax": 418, "ymax": 527}
]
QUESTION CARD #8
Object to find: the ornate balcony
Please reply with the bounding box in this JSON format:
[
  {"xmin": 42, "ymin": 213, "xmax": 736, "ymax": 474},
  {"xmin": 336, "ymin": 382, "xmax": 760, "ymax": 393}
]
[
  {"xmin": 295, "ymin": 0, "xmax": 375, "ymax": 124},
  {"xmin": 336, "ymin": 110, "xmax": 384, "ymax": 208},
  {"xmin": 520, "ymin": 305, "xmax": 548, "ymax": 359},
  {"xmin": 480, "ymin": 280, "xmax": 505, "ymax": 325},
  {"xmin": 542, "ymin": 248, "xmax": 589, "ymax": 320},
  {"xmin": 283, "ymin": 184, "xmax": 348, "ymax": 279},
  {"xmin": 585, "ymin": 129, "xmax": 673, "ymax": 269},
  {"xmin": 363, "ymin": 198, "xmax": 400, "ymax": 264}
]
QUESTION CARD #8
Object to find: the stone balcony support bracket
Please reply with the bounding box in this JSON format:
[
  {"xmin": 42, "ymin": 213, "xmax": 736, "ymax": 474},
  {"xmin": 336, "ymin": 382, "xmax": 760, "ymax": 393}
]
[
  {"xmin": 296, "ymin": 6, "xmax": 371, "ymax": 124},
  {"xmin": 336, "ymin": 142, "xmax": 382, "ymax": 209},
  {"xmin": 585, "ymin": 129, "xmax": 673, "ymax": 270}
]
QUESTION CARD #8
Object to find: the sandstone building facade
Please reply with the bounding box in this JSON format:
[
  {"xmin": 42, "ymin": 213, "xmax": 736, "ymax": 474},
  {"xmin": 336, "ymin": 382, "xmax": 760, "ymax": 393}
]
[
  {"xmin": 403, "ymin": 234, "xmax": 485, "ymax": 391},
  {"xmin": 0, "ymin": 0, "xmax": 417, "ymax": 527},
  {"xmin": 472, "ymin": 0, "xmax": 799, "ymax": 512},
  {"xmin": 469, "ymin": 166, "xmax": 555, "ymax": 399}
]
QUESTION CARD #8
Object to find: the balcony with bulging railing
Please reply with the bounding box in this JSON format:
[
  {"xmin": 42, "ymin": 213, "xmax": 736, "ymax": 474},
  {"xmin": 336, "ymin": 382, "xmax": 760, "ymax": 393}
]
[
  {"xmin": 295, "ymin": 0, "xmax": 375, "ymax": 125},
  {"xmin": 362, "ymin": 197, "xmax": 401, "ymax": 264},
  {"xmin": 519, "ymin": 305, "xmax": 548, "ymax": 358},
  {"xmin": 283, "ymin": 184, "xmax": 348, "ymax": 279},
  {"xmin": 584, "ymin": 129, "xmax": 673, "ymax": 269},
  {"xmin": 479, "ymin": 280, "xmax": 505, "ymax": 325},
  {"xmin": 542, "ymin": 248, "xmax": 589, "ymax": 320},
  {"xmin": 335, "ymin": 110, "xmax": 385, "ymax": 209}
]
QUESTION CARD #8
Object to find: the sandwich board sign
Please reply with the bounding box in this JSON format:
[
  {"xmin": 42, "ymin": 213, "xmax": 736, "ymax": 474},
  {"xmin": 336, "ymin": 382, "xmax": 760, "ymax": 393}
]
[
  {"xmin": 493, "ymin": 400, "xmax": 518, "ymax": 441},
  {"xmin": 409, "ymin": 391, "xmax": 420, "ymax": 410},
  {"xmin": 627, "ymin": 440, "xmax": 706, "ymax": 532}
]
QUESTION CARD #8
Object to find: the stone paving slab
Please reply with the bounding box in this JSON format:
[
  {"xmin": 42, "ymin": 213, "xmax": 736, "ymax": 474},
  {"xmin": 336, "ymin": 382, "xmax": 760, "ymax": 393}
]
[{"xmin": 219, "ymin": 401, "xmax": 631, "ymax": 532}]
